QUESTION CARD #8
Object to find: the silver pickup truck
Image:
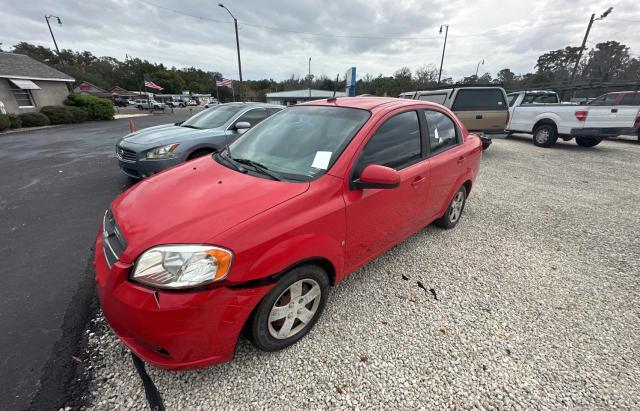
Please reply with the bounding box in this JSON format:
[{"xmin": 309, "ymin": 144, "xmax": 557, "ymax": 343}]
[{"xmin": 506, "ymin": 90, "xmax": 640, "ymax": 147}]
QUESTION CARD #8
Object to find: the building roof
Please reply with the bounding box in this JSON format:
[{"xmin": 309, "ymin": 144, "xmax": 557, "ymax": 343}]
[
  {"xmin": 266, "ymin": 89, "xmax": 347, "ymax": 98},
  {"xmin": 0, "ymin": 52, "xmax": 74, "ymax": 82}
]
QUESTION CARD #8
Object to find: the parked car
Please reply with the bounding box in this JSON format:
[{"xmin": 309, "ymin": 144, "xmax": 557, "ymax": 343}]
[
  {"xmin": 134, "ymin": 99, "xmax": 166, "ymax": 110},
  {"xmin": 506, "ymin": 90, "xmax": 560, "ymax": 110},
  {"xmin": 204, "ymin": 101, "xmax": 220, "ymax": 108},
  {"xmin": 96, "ymin": 97, "xmax": 482, "ymax": 370},
  {"xmin": 116, "ymin": 102, "xmax": 283, "ymax": 179},
  {"xmin": 113, "ymin": 97, "xmax": 130, "ymax": 107},
  {"xmin": 400, "ymin": 86, "xmax": 509, "ymax": 150},
  {"xmin": 505, "ymin": 94, "xmax": 640, "ymax": 147},
  {"xmin": 587, "ymin": 91, "xmax": 640, "ymax": 106},
  {"xmin": 186, "ymin": 99, "xmax": 198, "ymax": 106},
  {"xmin": 166, "ymin": 100, "xmax": 186, "ymax": 108}
]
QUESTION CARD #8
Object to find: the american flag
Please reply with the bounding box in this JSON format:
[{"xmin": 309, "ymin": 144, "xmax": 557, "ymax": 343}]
[
  {"xmin": 216, "ymin": 78, "xmax": 233, "ymax": 88},
  {"xmin": 143, "ymin": 77, "xmax": 163, "ymax": 91}
]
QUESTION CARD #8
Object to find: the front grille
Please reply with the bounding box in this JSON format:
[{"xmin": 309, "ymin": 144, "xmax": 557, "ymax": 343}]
[
  {"xmin": 116, "ymin": 145, "xmax": 137, "ymax": 162},
  {"xmin": 102, "ymin": 209, "xmax": 127, "ymax": 267}
]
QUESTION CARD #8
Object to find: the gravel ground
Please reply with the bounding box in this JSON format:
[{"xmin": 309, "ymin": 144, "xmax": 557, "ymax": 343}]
[{"xmin": 82, "ymin": 135, "xmax": 640, "ymax": 410}]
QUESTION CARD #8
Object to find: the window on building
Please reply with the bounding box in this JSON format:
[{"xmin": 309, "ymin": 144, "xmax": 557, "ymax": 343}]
[{"xmin": 11, "ymin": 88, "xmax": 35, "ymax": 108}]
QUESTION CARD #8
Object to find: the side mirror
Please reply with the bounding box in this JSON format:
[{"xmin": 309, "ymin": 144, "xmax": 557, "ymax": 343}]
[
  {"xmin": 353, "ymin": 164, "xmax": 400, "ymax": 190},
  {"xmin": 235, "ymin": 121, "xmax": 251, "ymax": 133},
  {"xmin": 174, "ymin": 121, "xmax": 183, "ymax": 126}
]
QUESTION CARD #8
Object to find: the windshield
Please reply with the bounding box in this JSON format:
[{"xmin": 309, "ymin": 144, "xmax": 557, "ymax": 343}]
[
  {"xmin": 226, "ymin": 106, "xmax": 370, "ymax": 181},
  {"xmin": 181, "ymin": 105, "xmax": 244, "ymax": 129}
]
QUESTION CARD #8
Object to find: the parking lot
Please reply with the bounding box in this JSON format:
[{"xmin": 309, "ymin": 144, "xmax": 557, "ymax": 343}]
[
  {"xmin": 81, "ymin": 135, "xmax": 640, "ymax": 409},
  {"xmin": 0, "ymin": 114, "xmax": 191, "ymax": 409}
]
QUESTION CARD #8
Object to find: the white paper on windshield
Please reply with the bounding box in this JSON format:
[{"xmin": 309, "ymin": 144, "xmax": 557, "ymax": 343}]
[{"xmin": 311, "ymin": 151, "xmax": 332, "ymax": 170}]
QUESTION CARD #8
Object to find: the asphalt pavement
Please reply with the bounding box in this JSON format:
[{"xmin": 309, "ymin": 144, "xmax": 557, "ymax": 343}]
[{"xmin": 0, "ymin": 113, "xmax": 190, "ymax": 410}]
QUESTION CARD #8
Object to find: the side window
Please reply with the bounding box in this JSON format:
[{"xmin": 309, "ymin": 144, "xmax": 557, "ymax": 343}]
[
  {"xmin": 236, "ymin": 108, "xmax": 269, "ymax": 126},
  {"xmin": 358, "ymin": 111, "xmax": 421, "ymax": 171},
  {"xmin": 424, "ymin": 110, "xmax": 458, "ymax": 154},
  {"xmin": 267, "ymin": 107, "xmax": 283, "ymax": 116},
  {"xmin": 418, "ymin": 94, "xmax": 447, "ymax": 104},
  {"xmin": 507, "ymin": 94, "xmax": 518, "ymax": 107}
]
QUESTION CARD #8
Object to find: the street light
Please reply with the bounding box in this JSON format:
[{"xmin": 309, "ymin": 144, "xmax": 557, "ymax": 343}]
[
  {"xmin": 308, "ymin": 57, "xmax": 311, "ymax": 97},
  {"xmin": 568, "ymin": 7, "xmax": 613, "ymax": 85},
  {"xmin": 44, "ymin": 15, "xmax": 65, "ymax": 69},
  {"xmin": 475, "ymin": 59, "xmax": 485, "ymax": 77},
  {"xmin": 437, "ymin": 24, "xmax": 449, "ymax": 85},
  {"xmin": 218, "ymin": 3, "xmax": 243, "ymax": 101}
]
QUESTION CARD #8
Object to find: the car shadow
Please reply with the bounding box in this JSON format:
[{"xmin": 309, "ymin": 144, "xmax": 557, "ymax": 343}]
[{"xmin": 501, "ymin": 133, "xmax": 623, "ymax": 153}]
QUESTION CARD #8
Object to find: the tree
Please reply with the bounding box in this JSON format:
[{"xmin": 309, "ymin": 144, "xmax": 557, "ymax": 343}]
[
  {"xmin": 582, "ymin": 41, "xmax": 630, "ymax": 81},
  {"xmin": 535, "ymin": 46, "xmax": 582, "ymax": 82},
  {"xmin": 414, "ymin": 64, "xmax": 438, "ymax": 88},
  {"xmin": 496, "ymin": 68, "xmax": 517, "ymax": 88}
]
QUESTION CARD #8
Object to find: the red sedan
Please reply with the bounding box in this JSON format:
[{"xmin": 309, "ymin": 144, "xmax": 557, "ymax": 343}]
[{"xmin": 94, "ymin": 97, "xmax": 482, "ymax": 369}]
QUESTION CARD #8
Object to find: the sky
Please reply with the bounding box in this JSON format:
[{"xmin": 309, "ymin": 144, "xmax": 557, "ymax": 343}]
[{"xmin": 1, "ymin": 0, "xmax": 639, "ymax": 81}]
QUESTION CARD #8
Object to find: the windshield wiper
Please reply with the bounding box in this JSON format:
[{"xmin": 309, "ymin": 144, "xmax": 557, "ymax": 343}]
[
  {"xmin": 232, "ymin": 158, "xmax": 282, "ymax": 181},
  {"xmin": 216, "ymin": 150, "xmax": 245, "ymax": 173}
]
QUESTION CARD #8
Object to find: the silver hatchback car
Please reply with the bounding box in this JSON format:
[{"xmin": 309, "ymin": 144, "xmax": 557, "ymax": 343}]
[{"xmin": 116, "ymin": 102, "xmax": 283, "ymax": 179}]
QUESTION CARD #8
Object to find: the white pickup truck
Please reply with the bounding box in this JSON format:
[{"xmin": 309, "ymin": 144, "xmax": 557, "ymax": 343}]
[{"xmin": 505, "ymin": 90, "xmax": 640, "ymax": 147}]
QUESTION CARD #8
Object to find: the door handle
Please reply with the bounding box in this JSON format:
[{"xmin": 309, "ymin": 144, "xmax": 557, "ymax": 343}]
[
  {"xmin": 411, "ymin": 176, "xmax": 426, "ymax": 187},
  {"xmin": 457, "ymin": 156, "xmax": 465, "ymax": 165},
  {"xmin": 475, "ymin": 114, "xmax": 483, "ymax": 119},
  {"xmin": 611, "ymin": 108, "xmax": 618, "ymax": 113}
]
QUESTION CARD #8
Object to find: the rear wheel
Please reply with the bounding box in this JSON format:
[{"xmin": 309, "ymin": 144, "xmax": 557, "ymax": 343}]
[
  {"xmin": 532, "ymin": 124, "xmax": 558, "ymax": 147},
  {"xmin": 434, "ymin": 185, "xmax": 467, "ymax": 229},
  {"xmin": 575, "ymin": 137, "xmax": 602, "ymax": 147},
  {"xmin": 249, "ymin": 265, "xmax": 329, "ymax": 352}
]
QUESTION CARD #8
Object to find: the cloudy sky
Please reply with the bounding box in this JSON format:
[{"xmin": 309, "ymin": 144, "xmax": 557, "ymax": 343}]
[{"xmin": 2, "ymin": 0, "xmax": 639, "ymax": 81}]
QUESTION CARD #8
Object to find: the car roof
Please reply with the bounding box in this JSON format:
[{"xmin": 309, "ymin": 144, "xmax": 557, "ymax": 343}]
[
  {"xmin": 298, "ymin": 97, "xmax": 443, "ymax": 112},
  {"xmin": 218, "ymin": 102, "xmax": 281, "ymax": 108}
]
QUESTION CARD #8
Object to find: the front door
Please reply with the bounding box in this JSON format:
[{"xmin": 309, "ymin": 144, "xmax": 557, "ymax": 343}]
[{"xmin": 343, "ymin": 110, "xmax": 431, "ymax": 270}]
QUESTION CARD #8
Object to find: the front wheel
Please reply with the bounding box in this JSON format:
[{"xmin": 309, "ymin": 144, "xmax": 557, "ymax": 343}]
[
  {"xmin": 532, "ymin": 124, "xmax": 558, "ymax": 148},
  {"xmin": 249, "ymin": 265, "xmax": 329, "ymax": 352},
  {"xmin": 575, "ymin": 137, "xmax": 602, "ymax": 147},
  {"xmin": 434, "ymin": 185, "xmax": 467, "ymax": 229}
]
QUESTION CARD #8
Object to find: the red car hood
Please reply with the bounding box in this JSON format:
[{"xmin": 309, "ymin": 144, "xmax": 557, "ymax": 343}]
[{"xmin": 112, "ymin": 157, "xmax": 310, "ymax": 263}]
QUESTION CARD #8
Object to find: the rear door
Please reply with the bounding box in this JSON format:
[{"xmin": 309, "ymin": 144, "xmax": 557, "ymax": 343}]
[
  {"xmin": 451, "ymin": 88, "xmax": 508, "ymax": 133},
  {"xmin": 422, "ymin": 109, "xmax": 467, "ymax": 221}
]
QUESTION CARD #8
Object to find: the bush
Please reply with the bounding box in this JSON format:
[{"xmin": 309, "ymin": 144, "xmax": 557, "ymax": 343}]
[
  {"xmin": 18, "ymin": 112, "xmax": 51, "ymax": 127},
  {"xmin": 0, "ymin": 114, "xmax": 10, "ymax": 132},
  {"xmin": 40, "ymin": 106, "xmax": 75, "ymax": 124},
  {"xmin": 8, "ymin": 114, "xmax": 22, "ymax": 129},
  {"xmin": 68, "ymin": 106, "xmax": 89, "ymax": 123},
  {"xmin": 64, "ymin": 92, "xmax": 115, "ymax": 120}
]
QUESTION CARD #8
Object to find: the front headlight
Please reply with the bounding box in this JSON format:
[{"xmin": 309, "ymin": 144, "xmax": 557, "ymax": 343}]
[
  {"xmin": 131, "ymin": 245, "xmax": 233, "ymax": 289},
  {"xmin": 145, "ymin": 143, "xmax": 179, "ymax": 159}
]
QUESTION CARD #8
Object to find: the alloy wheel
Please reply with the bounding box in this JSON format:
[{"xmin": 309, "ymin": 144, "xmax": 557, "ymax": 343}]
[
  {"xmin": 535, "ymin": 128, "xmax": 549, "ymax": 144},
  {"xmin": 449, "ymin": 191, "xmax": 465, "ymax": 223},
  {"xmin": 268, "ymin": 279, "xmax": 321, "ymax": 339}
]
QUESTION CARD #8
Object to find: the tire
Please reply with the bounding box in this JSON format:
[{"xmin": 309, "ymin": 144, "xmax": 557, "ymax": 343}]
[
  {"xmin": 532, "ymin": 123, "xmax": 558, "ymax": 147},
  {"xmin": 187, "ymin": 149, "xmax": 214, "ymax": 160},
  {"xmin": 434, "ymin": 185, "xmax": 467, "ymax": 229},
  {"xmin": 575, "ymin": 137, "xmax": 602, "ymax": 147},
  {"xmin": 137, "ymin": 105, "xmax": 143, "ymax": 110},
  {"xmin": 249, "ymin": 264, "xmax": 329, "ymax": 352}
]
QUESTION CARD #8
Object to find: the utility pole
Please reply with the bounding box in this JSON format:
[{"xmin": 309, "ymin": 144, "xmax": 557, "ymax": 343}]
[
  {"xmin": 437, "ymin": 24, "xmax": 449, "ymax": 85},
  {"xmin": 475, "ymin": 59, "xmax": 485, "ymax": 77},
  {"xmin": 569, "ymin": 7, "xmax": 613, "ymax": 86},
  {"xmin": 308, "ymin": 57, "xmax": 311, "ymax": 97},
  {"xmin": 44, "ymin": 15, "xmax": 65, "ymax": 70},
  {"xmin": 219, "ymin": 4, "xmax": 243, "ymax": 100}
]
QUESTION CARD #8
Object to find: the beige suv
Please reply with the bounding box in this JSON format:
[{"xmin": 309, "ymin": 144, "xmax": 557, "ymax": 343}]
[{"xmin": 399, "ymin": 86, "xmax": 509, "ymax": 149}]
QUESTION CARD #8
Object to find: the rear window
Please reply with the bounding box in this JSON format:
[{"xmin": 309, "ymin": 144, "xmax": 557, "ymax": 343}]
[
  {"xmin": 452, "ymin": 89, "xmax": 506, "ymax": 111},
  {"xmin": 417, "ymin": 93, "xmax": 447, "ymax": 105},
  {"xmin": 620, "ymin": 93, "xmax": 640, "ymax": 105},
  {"xmin": 522, "ymin": 93, "xmax": 558, "ymax": 104}
]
